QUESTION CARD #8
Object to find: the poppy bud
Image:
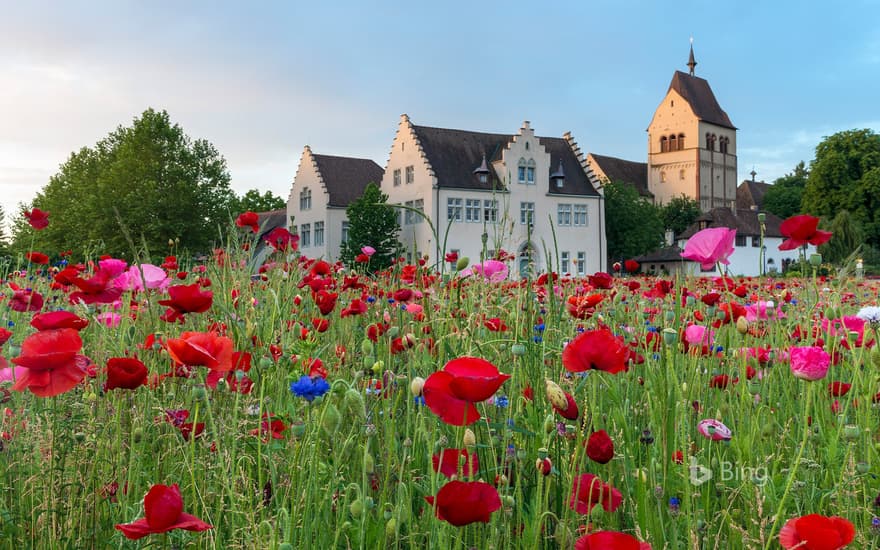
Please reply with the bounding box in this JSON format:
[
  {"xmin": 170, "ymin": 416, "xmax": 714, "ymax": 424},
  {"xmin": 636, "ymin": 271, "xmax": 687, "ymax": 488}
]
[
  {"xmin": 361, "ymin": 340, "xmax": 374, "ymax": 355},
  {"xmin": 349, "ymin": 499, "xmax": 364, "ymax": 518},
  {"xmin": 809, "ymin": 253, "xmax": 822, "ymax": 266},
  {"xmin": 843, "ymin": 424, "xmax": 860, "ymax": 441},
  {"xmin": 463, "ymin": 429, "xmax": 476, "ymax": 448},
  {"xmin": 543, "ymin": 415, "xmax": 556, "ymax": 434},
  {"xmin": 363, "ymin": 355, "xmax": 376, "ymax": 370},
  {"xmin": 544, "ymin": 380, "xmax": 568, "ymax": 411},
  {"xmin": 322, "ymin": 404, "xmax": 341, "ymax": 434},
  {"xmin": 344, "ymin": 389, "xmax": 365, "ymax": 420},
  {"xmin": 278, "ymin": 544, "xmax": 294, "ymax": 550},
  {"xmin": 857, "ymin": 462, "xmax": 870, "ymax": 474},
  {"xmin": 535, "ymin": 457, "xmax": 552, "ymax": 475},
  {"xmin": 554, "ymin": 523, "xmax": 573, "ymax": 547},
  {"xmin": 385, "ymin": 517, "xmax": 397, "ymax": 538},
  {"xmin": 455, "ymin": 256, "xmax": 469, "ymax": 271},
  {"xmin": 387, "ymin": 326, "xmax": 400, "ymax": 339},
  {"xmin": 410, "ymin": 376, "xmax": 425, "ymax": 396},
  {"xmin": 364, "ymin": 453, "xmax": 375, "ymax": 474},
  {"xmin": 736, "ymin": 316, "xmax": 749, "ymax": 334}
]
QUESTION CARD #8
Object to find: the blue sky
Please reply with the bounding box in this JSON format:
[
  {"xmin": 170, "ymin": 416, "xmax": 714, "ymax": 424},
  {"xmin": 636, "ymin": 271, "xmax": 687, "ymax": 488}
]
[{"xmin": 2, "ymin": 1, "xmax": 878, "ymax": 220}]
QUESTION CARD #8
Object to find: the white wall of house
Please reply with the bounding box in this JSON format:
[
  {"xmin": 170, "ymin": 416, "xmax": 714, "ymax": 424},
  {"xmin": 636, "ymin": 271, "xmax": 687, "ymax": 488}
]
[{"xmin": 287, "ymin": 146, "xmax": 333, "ymax": 260}]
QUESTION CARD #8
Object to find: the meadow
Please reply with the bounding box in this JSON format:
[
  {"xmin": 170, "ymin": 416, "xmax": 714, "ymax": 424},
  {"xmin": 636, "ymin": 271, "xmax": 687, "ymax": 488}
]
[{"xmin": 0, "ymin": 221, "xmax": 876, "ymax": 549}]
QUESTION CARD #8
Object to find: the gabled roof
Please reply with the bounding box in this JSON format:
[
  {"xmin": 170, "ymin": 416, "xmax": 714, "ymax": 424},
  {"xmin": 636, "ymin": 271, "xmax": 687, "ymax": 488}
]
[
  {"xmin": 256, "ymin": 209, "xmax": 287, "ymax": 238},
  {"xmin": 588, "ymin": 153, "xmax": 652, "ymax": 198},
  {"xmin": 312, "ymin": 154, "xmax": 384, "ymax": 207},
  {"xmin": 736, "ymin": 180, "xmax": 771, "ymax": 211},
  {"xmin": 410, "ymin": 124, "xmax": 599, "ymax": 196},
  {"xmin": 634, "ymin": 245, "xmax": 687, "ymax": 263},
  {"xmin": 668, "ymin": 71, "xmax": 735, "ymax": 129},
  {"xmin": 678, "ymin": 207, "xmax": 785, "ymax": 239}
]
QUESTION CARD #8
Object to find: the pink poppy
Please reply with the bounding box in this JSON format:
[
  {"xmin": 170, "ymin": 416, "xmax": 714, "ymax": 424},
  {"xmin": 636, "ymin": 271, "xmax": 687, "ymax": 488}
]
[
  {"xmin": 460, "ymin": 260, "xmax": 509, "ymax": 282},
  {"xmin": 789, "ymin": 346, "xmax": 831, "ymax": 381},
  {"xmin": 680, "ymin": 227, "xmax": 737, "ymax": 270},
  {"xmin": 684, "ymin": 324, "xmax": 714, "ymax": 347},
  {"xmin": 697, "ymin": 418, "xmax": 732, "ymax": 441},
  {"xmin": 361, "ymin": 246, "xmax": 376, "ymax": 257}
]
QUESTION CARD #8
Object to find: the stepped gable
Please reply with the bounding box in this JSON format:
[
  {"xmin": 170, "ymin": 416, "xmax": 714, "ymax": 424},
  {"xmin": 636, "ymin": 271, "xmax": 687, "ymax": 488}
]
[{"xmin": 311, "ymin": 153, "xmax": 384, "ymax": 207}]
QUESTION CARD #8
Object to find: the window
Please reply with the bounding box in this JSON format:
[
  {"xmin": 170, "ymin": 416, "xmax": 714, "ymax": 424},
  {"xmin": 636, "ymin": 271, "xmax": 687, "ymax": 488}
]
[
  {"xmin": 518, "ymin": 159, "xmax": 527, "ymax": 183},
  {"xmin": 669, "ymin": 134, "xmax": 677, "ymax": 151},
  {"xmin": 520, "ymin": 202, "xmax": 535, "ymax": 225},
  {"xmin": 300, "ymin": 223, "xmax": 311, "ymax": 247},
  {"xmin": 525, "ymin": 141, "xmax": 530, "ymax": 150},
  {"xmin": 413, "ymin": 199, "xmax": 424, "ymax": 223},
  {"xmin": 573, "ymin": 204, "xmax": 588, "ymax": 226},
  {"xmin": 678, "ymin": 133, "xmax": 685, "ymax": 149},
  {"xmin": 561, "ymin": 251, "xmax": 570, "ymax": 273},
  {"xmin": 483, "ymin": 200, "xmax": 497, "ymax": 223},
  {"xmin": 705, "ymin": 133, "xmax": 715, "ymax": 151},
  {"xmin": 527, "ymin": 159, "xmax": 535, "ymax": 184},
  {"xmin": 314, "ymin": 221, "xmax": 324, "ymax": 246},
  {"xmin": 405, "ymin": 165, "xmax": 414, "ymax": 184},
  {"xmin": 752, "ymin": 236, "xmax": 760, "ymax": 248},
  {"xmin": 447, "ymin": 197, "xmax": 463, "ymax": 222},
  {"xmin": 660, "ymin": 136, "xmax": 668, "ymax": 153},
  {"xmin": 393, "ymin": 169, "xmax": 401, "ymax": 187},
  {"xmin": 464, "ymin": 199, "xmax": 481, "ymax": 222},
  {"xmin": 300, "ymin": 187, "xmax": 312, "ymax": 210},
  {"xmin": 557, "ymin": 204, "xmax": 572, "ymax": 226},
  {"xmin": 660, "ymin": 171, "xmax": 666, "ymax": 183},
  {"xmin": 341, "ymin": 221, "xmax": 349, "ymax": 243},
  {"xmin": 679, "ymin": 169, "xmax": 686, "ymax": 180},
  {"xmin": 719, "ymin": 136, "xmax": 729, "ymax": 154},
  {"xmin": 735, "ymin": 235, "xmax": 746, "ymax": 247},
  {"xmin": 576, "ymin": 252, "xmax": 586, "ymax": 275},
  {"xmin": 404, "ymin": 200, "xmax": 414, "ymax": 225}
]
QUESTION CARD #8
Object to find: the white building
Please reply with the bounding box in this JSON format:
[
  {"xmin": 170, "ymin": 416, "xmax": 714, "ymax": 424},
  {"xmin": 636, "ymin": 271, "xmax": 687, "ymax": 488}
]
[
  {"xmin": 381, "ymin": 115, "xmax": 607, "ymax": 277},
  {"xmin": 286, "ymin": 146, "xmax": 384, "ymax": 260}
]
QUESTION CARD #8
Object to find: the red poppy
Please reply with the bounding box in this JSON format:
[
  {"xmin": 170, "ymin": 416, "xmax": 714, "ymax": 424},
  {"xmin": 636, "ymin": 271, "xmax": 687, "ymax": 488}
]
[
  {"xmin": 575, "ymin": 531, "xmax": 651, "ymax": 550},
  {"xmin": 779, "ymin": 514, "xmax": 854, "ymax": 549},
  {"xmin": 311, "ymin": 318, "xmax": 330, "ymax": 332},
  {"xmin": 206, "ymin": 352, "xmax": 253, "ymax": 393},
  {"xmin": 569, "ymin": 473, "xmax": 623, "ymax": 514},
  {"xmin": 24, "ymin": 208, "xmax": 50, "ymax": 230},
  {"xmin": 567, "ymin": 294, "xmax": 604, "ymax": 319},
  {"xmin": 250, "ymin": 413, "xmax": 288, "ymax": 441},
  {"xmin": 432, "ymin": 448, "xmax": 479, "ymax": 479},
  {"xmin": 828, "ymin": 381, "xmax": 851, "ymax": 397},
  {"xmin": 553, "ymin": 391, "xmax": 580, "ymax": 420},
  {"xmin": 31, "ymin": 311, "xmax": 89, "ymax": 331},
  {"xmin": 588, "ymin": 272, "xmax": 613, "ymax": 289},
  {"xmin": 161, "ymin": 256, "xmax": 179, "ymax": 270},
  {"xmin": 104, "ymin": 357, "xmax": 148, "ymax": 391},
  {"xmin": 0, "ymin": 328, "xmax": 11, "ymax": 346},
  {"xmin": 158, "ymin": 284, "xmax": 213, "ymax": 322},
  {"xmin": 340, "ymin": 299, "xmax": 369, "ymax": 318},
  {"xmin": 700, "ymin": 292, "xmax": 721, "ymax": 306},
  {"xmin": 779, "ymin": 215, "xmax": 833, "ymax": 251},
  {"xmin": 424, "ymin": 481, "xmax": 501, "ymax": 526},
  {"xmin": 166, "ymin": 332, "xmax": 234, "ymax": 372},
  {"xmin": 562, "ymin": 329, "xmax": 629, "ymax": 374},
  {"xmin": 585, "ymin": 430, "xmax": 614, "ymax": 464},
  {"xmin": 115, "ymin": 483, "xmax": 212, "ymax": 540},
  {"xmin": 423, "ymin": 357, "xmax": 510, "ymax": 426},
  {"xmin": 235, "ymin": 211, "xmax": 260, "ymax": 233},
  {"xmin": 263, "ymin": 227, "xmax": 298, "ymax": 252},
  {"xmin": 313, "ymin": 290, "xmax": 338, "ymax": 316},
  {"xmin": 483, "ymin": 317, "xmax": 508, "ymax": 332},
  {"xmin": 623, "ymin": 260, "xmax": 640, "ymax": 273},
  {"xmin": 9, "ymin": 289, "xmax": 44, "ymax": 312},
  {"xmin": 10, "ymin": 328, "xmax": 91, "ymax": 397},
  {"xmin": 445, "ymin": 251, "xmax": 458, "ymax": 263},
  {"xmin": 25, "ymin": 251, "xmax": 49, "ymax": 264}
]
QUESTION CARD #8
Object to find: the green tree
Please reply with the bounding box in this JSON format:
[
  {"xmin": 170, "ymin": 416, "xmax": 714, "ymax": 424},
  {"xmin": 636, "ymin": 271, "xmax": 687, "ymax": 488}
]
[
  {"xmin": 603, "ymin": 180, "xmax": 664, "ymax": 262},
  {"xmin": 802, "ymin": 129, "xmax": 880, "ymax": 245},
  {"xmin": 660, "ymin": 194, "xmax": 701, "ymax": 237},
  {"xmin": 818, "ymin": 209, "xmax": 863, "ymax": 264},
  {"xmin": 340, "ymin": 183, "xmax": 400, "ymax": 270},
  {"xmin": 12, "ymin": 109, "xmax": 237, "ymax": 258},
  {"xmin": 233, "ymin": 189, "xmax": 286, "ymax": 213},
  {"xmin": 763, "ymin": 161, "xmax": 808, "ymax": 219}
]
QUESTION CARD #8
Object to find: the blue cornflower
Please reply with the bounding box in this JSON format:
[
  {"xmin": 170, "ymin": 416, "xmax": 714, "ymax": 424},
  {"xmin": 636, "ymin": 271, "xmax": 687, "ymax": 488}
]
[
  {"xmin": 366, "ymin": 296, "xmax": 376, "ymax": 303},
  {"xmin": 413, "ymin": 396, "xmax": 426, "ymax": 406},
  {"xmin": 534, "ymin": 323, "xmax": 545, "ymax": 332},
  {"xmin": 290, "ymin": 375, "xmax": 330, "ymax": 402},
  {"xmin": 495, "ymin": 396, "xmax": 509, "ymax": 408},
  {"xmin": 533, "ymin": 336, "xmax": 543, "ymax": 343}
]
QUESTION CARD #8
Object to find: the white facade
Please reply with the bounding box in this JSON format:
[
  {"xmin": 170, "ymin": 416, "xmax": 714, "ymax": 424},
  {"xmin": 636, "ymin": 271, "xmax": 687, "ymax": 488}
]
[
  {"xmin": 381, "ymin": 116, "xmax": 606, "ymax": 278},
  {"xmin": 287, "ymin": 146, "xmax": 338, "ymax": 259},
  {"xmin": 675, "ymin": 235, "xmax": 814, "ymax": 277}
]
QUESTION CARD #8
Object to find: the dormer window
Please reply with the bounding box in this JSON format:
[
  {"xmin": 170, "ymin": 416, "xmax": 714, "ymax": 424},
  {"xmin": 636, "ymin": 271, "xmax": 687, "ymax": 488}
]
[
  {"xmin": 299, "ymin": 187, "xmax": 312, "ymax": 210},
  {"xmin": 473, "ymin": 153, "xmax": 490, "ymax": 184},
  {"xmin": 550, "ymin": 160, "xmax": 566, "ymax": 189}
]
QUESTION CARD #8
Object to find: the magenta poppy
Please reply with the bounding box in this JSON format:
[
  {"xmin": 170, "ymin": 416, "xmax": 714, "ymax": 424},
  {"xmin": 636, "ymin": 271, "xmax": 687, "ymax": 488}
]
[
  {"xmin": 789, "ymin": 346, "xmax": 831, "ymax": 381},
  {"xmin": 562, "ymin": 329, "xmax": 629, "ymax": 374},
  {"xmin": 778, "ymin": 215, "xmax": 833, "ymax": 251},
  {"xmin": 424, "ymin": 481, "xmax": 501, "ymax": 526},
  {"xmin": 115, "ymin": 483, "xmax": 212, "ymax": 540},
  {"xmin": 680, "ymin": 227, "xmax": 737, "ymax": 270}
]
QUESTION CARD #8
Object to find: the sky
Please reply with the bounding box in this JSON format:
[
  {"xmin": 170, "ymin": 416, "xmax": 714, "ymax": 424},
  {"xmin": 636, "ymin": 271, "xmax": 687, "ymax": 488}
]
[{"xmin": 2, "ymin": 0, "xmax": 879, "ymax": 220}]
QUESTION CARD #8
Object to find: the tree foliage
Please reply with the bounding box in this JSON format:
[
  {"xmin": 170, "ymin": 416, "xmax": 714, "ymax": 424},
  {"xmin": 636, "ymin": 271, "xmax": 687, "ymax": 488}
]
[
  {"xmin": 12, "ymin": 109, "xmax": 237, "ymax": 258},
  {"xmin": 340, "ymin": 183, "xmax": 400, "ymax": 270},
  {"xmin": 802, "ymin": 129, "xmax": 880, "ymax": 245},
  {"xmin": 660, "ymin": 194, "xmax": 701, "ymax": 237},
  {"xmin": 603, "ymin": 180, "xmax": 664, "ymax": 262},
  {"xmin": 764, "ymin": 161, "xmax": 808, "ymax": 219},
  {"xmin": 233, "ymin": 189, "xmax": 286, "ymax": 214},
  {"xmin": 818, "ymin": 209, "xmax": 863, "ymax": 265}
]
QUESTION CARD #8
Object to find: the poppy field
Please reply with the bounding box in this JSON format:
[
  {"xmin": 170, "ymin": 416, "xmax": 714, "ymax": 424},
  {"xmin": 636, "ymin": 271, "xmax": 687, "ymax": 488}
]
[{"xmin": 1, "ymin": 213, "xmax": 878, "ymax": 549}]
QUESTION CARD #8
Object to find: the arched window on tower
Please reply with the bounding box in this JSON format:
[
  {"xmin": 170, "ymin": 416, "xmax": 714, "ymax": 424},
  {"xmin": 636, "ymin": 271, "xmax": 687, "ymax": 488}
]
[
  {"xmin": 678, "ymin": 133, "xmax": 685, "ymax": 150},
  {"xmin": 669, "ymin": 134, "xmax": 677, "ymax": 152},
  {"xmin": 705, "ymin": 133, "xmax": 712, "ymax": 150},
  {"xmin": 660, "ymin": 136, "xmax": 668, "ymax": 153},
  {"xmin": 719, "ymin": 137, "xmax": 729, "ymax": 154}
]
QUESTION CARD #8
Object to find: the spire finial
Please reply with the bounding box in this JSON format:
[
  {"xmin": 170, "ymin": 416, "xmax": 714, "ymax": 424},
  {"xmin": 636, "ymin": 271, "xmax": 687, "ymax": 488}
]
[
  {"xmin": 750, "ymin": 168, "xmax": 757, "ymax": 181},
  {"xmin": 687, "ymin": 38, "xmax": 697, "ymax": 76}
]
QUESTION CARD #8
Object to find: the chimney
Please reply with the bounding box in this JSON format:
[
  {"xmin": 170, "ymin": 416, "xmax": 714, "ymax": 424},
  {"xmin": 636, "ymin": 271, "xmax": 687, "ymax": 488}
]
[
  {"xmin": 730, "ymin": 200, "xmax": 736, "ymax": 215},
  {"xmin": 665, "ymin": 229, "xmax": 675, "ymax": 247}
]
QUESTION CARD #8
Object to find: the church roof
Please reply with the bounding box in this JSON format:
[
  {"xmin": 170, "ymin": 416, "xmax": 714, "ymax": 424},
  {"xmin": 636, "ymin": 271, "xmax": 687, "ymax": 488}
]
[
  {"xmin": 312, "ymin": 154, "xmax": 384, "ymax": 207},
  {"xmin": 668, "ymin": 71, "xmax": 735, "ymax": 130},
  {"xmin": 678, "ymin": 207, "xmax": 785, "ymax": 239},
  {"xmin": 588, "ymin": 153, "xmax": 652, "ymax": 198},
  {"xmin": 411, "ymin": 124, "xmax": 599, "ymax": 196},
  {"xmin": 736, "ymin": 180, "xmax": 771, "ymax": 210}
]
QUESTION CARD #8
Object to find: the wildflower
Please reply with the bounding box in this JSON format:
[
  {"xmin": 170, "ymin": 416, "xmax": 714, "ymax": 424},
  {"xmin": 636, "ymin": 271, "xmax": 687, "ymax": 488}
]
[
  {"xmin": 30, "ymin": 311, "xmax": 89, "ymax": 331},
  {"xmin": 104, "ymin": 357, "xmax": 148, "ymax": 391},
  {"xmin": 290, "ymin": 375, "xmax": 330, "ymax": 402},
  {"xmin": 263, "ymin": 227, "xmax": 298, "ymax": 252},
  {"xmin": 856, "ymin": 306, "xmax": 880, "ymax": 326},
  {"xmin": 789, "ymin": 346, "xmax": 831, "ymax": 381},
  {"xmin": 575, "ymin": 531, "xmax": 652, "ymax": 550},
  {"xmin": 460, "ymin": 260, "xmax": 508, "ymax": 282},
  {"xmin": 158, "ymin": 284, "xmax": 213, "ymax": 322},
  {"xmin": 24, "ymin": 208, "xmax": 50, "ymax": 230},
  {"xmin": 115, "ymin": 483, "xmax": 212, "ymax": 540},
  {"xmin": 9, "ymin": 288, "xmax": 44, "ymax": 312},
  {"xmin": 422, "ymin": 357, "xmax": 510, "ymax": 426},
  {"xmin": 680, "ymin": 227, "xmax": 737, "ymax": 270},
  {"xmin": 569, "ymin": 473, "xmax": 623, "ymax": 514},
  {"xmin": 779, "ymin": 514, "xmax": 854, "ymax": 549},
  {"xmin": 562, "ymin": 329, "xmax": 629, "ymax": 374},
  {"xmin": 165, "ymin": 332, "xmax": 234, "ymax": 372},
  {"xmin": 697, "ymin": 418, "xmax": 732, "ymax": 441},
  {"xmin": 585, "ymin": 430, "xmax": 615, "ymax": 464},
  {"xmin": 235, "ymin": 211, "xmax": 260, "ymax": 233},
  {"xmin": 588, "ymin": 271, "xmax": 614, "ymax": 289},
  {"xmin": 11, "ymin": 328, "xmax": 91, "ymax": 397},
  {"xmin": 361, "ymin": 246, "xmax": 376, "ymax": 256},
  {"xmin": 424, "ymin": 481, "xmax": 501, "ymax": 526},
  {"xmin": 25, "ymin": 252, "xmax": 49, "ymax": 264},
  {"xmin": 778, "ymin": 215, "xmax": 833, "ymax": 250},
  {"xmin": 432, "ymin": 448, "xmax": 478, "ymax": 478}
]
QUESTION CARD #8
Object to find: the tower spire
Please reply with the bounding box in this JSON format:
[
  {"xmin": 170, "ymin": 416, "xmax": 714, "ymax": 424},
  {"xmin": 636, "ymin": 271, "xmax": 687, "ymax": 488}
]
[{"xmin": 687, "ymin": 38, "xmax": 697, "ymax": 76}]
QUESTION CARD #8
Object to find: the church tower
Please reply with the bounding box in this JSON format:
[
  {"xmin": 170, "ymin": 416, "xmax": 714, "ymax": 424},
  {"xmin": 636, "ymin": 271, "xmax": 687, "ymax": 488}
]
[{"xmin": 647, "ymin": 43, "xmax": 737, "ymax": 211}]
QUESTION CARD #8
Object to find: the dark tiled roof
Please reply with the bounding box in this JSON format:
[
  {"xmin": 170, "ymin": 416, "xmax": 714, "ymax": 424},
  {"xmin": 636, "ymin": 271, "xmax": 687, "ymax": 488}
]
[
  {"xmin": 589, "ymin": 153, "xmax": 652, "ymax": 198},
  {"xmin": 678, "ymin": 207, "xmax": 785, "ymax": 239},
  {"xmin": 634, "ymin": 245, "xmax": 687, "ymax": 263},
  {"xmin": 669, "ymin": 71, "xmax": 735, "ymax": 129},
  {"xmin": 256, "ymin": 209, "xmax": 287, "ymax": 239},
  {"xmin": 312, "ymin": 154, "xmax": 384, "ymax": 207},
  {"xmin": 735, "ymin": 180, "xmax": 771, "ymax": 210},
  {"xmin": 411, "ymin": 125, "xmax": 599, "ymax": 196}
]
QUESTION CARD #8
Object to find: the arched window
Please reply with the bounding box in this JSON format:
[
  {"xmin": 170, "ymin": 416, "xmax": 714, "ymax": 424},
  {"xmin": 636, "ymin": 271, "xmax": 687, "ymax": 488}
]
[
  {"xmin": 517, "ymin": 158, "xmax": 527, "ymax": 183},
  {"xmin": 678, "ymin": 133, "xmax": 685, "ymax": 150},
  {"xmin": 660, "ymin": 171, "xmax": 667, "ymax": 183},
  {"xmin": 679, "ymin": 169, "xmax": 686, "ymax": 180},
  {"xmin": 705, "ymin": 133, "xmax": 712, "ymax": 149},
  {"xmin": 299, "ymin": 187, "xmax": 312, "ymax": 210},
  {"xmin": 526, "ymin": 159, "xmax": 536, "ymax": 184},
  {"xmin": 669, "ymin": 134, "xmax": 677, "ymax": 151},
  {"xmin": 719, "ymin": 136, "xmax": 729, "ymax": 154},
  {"xmin": 660, "ymin": 136, "xmax": 668, "ymax": 153}
]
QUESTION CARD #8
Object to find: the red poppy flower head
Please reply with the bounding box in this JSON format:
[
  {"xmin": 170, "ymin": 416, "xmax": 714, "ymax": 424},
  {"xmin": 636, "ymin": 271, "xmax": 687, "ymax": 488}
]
[
  {"xmin": 235, "ymin": 211, "xmax": 260, "ymax": 233},
  {"xmin": 562, "ymin": 329, "xmax": 629, "ymax": 374},
  {"xmin": 575, "ymin": 531, "xmax": 651, "ymax": 550},
  {"xmin": 25, "ymin": 251, "xmax": 50, "ymax": 265},
  {"xmin": 115, "ymin": 483, "xmax": 212, "ymax": 540},
  {"xmin": 31, "ymin": 311, "xmax": 90, "ymax": 331},
  {"xmin": 569, "ymin": 473, "xmax": 623, "ymax": 514},
  {"xmin": 424, "ymin": 481, "xmax": 501, "ymax": 526},
  {"xmin": 779, "ymin": 514, "xmax": 854, "ymax": 550},
  {"xmin": 432, "ymin": 448, "xmax": 479, "ymax": 479},
  {"xmin": 624, "ymin": 260, "xmax": 640, "ymax": 273},
  {"xmin": 588, "ymin": 272, "xmax": 613, "ymax": 289},
  {"xmin": 586, "ymin": 430, "xmax": 615, "ymax": 464},
  {"xmin": 779, "ymin": 215, "xmax": 833, "ymax": 251},
  {"xmin": 24, "ymin": 208, "xmax": 50, "ymax": 230},
  {"xmin": 105, "ymin": 357, "xmax": 149, "ymax": 391},
  {"xmin": 263, "ymin": 227, "xmax": 298, "ymax": 252},
  {"xmin": 165, "ymin": 332, "xmax": 234, "ymax": 372}
]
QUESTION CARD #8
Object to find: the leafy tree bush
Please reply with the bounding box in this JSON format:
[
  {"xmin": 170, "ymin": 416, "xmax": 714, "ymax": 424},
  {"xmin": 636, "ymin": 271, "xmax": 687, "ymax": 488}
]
[
  {"xmin": 339, "ymin": 183, "xmax": 400, "ymax": 269},
  {"xmin": 602, "ymin": 180, "xmax": 664, "ymax": 263}
]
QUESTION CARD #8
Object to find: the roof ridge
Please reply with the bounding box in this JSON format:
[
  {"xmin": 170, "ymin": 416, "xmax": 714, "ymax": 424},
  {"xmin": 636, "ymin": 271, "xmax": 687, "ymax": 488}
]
[{"xmin": 311, "ymin": 152, "xmax": 381, "ymax": 164}]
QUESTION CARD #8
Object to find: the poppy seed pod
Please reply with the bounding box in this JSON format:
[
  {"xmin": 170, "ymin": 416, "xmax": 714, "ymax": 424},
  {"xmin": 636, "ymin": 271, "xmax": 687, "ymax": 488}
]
[
  {"xmin": 463, "ymin": 429, "xmax": 476, "ymax": 448},
  {"xmin": 544, "ymin": 380, "xmax": 569, "ymax": 411},
  {"xmin": 410, "ymin": 377, "xmax": 425, "ymax": 397}
]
